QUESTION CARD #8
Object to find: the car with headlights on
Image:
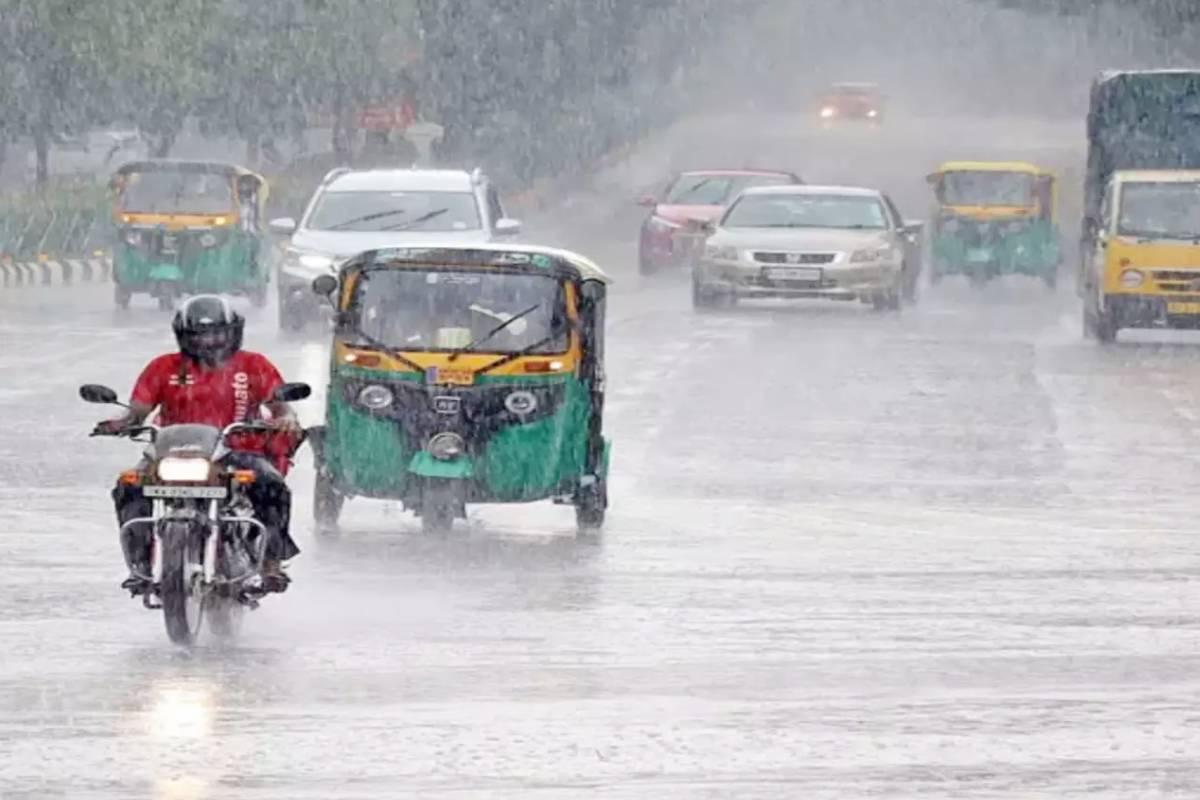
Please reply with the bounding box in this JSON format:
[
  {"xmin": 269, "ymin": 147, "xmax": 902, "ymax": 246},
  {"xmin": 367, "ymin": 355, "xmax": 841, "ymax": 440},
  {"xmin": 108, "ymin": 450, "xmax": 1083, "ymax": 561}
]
[
  {"xmin": 692, "ymin": 184, "xmax": 922, "ymax": 311},
  {"xmin": 816, "ymin": 82, "xmax": 885, "ymax": 126},
  {"xmin": 269, "ymin": 167, "xmax": 521, "ymax": 331},
  {"xmin": 636, "ymin": 169, "xmax": 802, "ymax": 274}
]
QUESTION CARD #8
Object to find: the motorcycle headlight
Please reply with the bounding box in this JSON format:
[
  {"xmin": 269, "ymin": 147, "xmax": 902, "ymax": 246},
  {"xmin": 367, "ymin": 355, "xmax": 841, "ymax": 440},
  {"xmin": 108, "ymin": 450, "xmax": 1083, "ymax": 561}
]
[
  {"xmin": 357, "ymin": 384, "xmax": 394, "ymax": 410},
  {"xmin": 1120, "ymin": 269, "xmax": 1145, "ymax": 288},
  {"xmin": 850, "ymin": 246, "xmax": 892, "ymax": 263},
  {"xmin": 705, "ymin": 244, "xmax": 739, "ymax": 261},
  {"xmin": 427, "ymin": 432, "xmax": 465, "ymax": 461},
  {"xmin": 157, "ymin": 458, "xmax": 211, "ymax": 483}
]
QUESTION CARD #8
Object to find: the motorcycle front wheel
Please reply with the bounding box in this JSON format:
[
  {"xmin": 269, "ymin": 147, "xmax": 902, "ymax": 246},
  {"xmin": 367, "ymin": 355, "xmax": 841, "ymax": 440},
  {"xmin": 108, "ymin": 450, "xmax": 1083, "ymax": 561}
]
[{"xmin": 160, "ymin": 521, "xmax": 206, "ymax": 646}]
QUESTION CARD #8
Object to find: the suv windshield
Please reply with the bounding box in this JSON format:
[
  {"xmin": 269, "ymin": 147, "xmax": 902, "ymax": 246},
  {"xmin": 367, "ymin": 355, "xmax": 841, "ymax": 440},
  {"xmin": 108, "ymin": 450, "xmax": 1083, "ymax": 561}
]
[
  {"xmin": 664, "ymin": 174, "xmax": 792, "ymax": 206},
  {"xmin": 353, "ymin": 269, "xmax": 569, "ymax": 354},
  {"xmin": 1118, "ymin": 181, "xmax": 1200, "ymax": 239},
  {"xmin": 940, "ymin": 171, "xmax": 1033, "ymax": 206},
  {"xmin": 307, "ymin": 191, "xmax": 481, "ymax": 232},
  {"xmin": 121, "ymin": 171, "xmax": 233, "ymax": 214},
  {"xmin": 723, "ymin": 194, "xmax": 887, "ymax": 229}
]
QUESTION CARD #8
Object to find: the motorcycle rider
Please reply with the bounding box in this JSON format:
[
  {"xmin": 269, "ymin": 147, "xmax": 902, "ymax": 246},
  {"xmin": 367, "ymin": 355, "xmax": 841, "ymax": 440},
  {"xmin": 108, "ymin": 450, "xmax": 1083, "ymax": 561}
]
[{"xmin": 94, "ymin": 295, "xmax": 302, "ymax": 594}]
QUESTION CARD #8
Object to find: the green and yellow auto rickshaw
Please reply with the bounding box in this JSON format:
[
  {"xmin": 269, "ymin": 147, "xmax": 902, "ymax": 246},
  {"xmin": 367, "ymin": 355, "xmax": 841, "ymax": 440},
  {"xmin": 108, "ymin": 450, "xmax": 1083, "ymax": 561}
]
[
  {"xmin": 110, "ymin": 160, "xmax": 269, "ymax": 310},
  {"xmin": 308, "ymin": 243, "xmax": 611, "ymax": 534},
  {"xmin": 926, "ymin": 161, "xmax": 1062, "ymax": 288}
]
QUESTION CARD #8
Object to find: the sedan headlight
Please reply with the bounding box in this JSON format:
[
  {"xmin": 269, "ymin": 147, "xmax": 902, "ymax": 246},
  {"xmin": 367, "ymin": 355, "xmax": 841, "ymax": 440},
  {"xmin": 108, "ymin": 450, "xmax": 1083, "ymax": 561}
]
[
  {"xmin": 849, "ymin": 246, "xmax": 894, "ymax": 263},
  {"xmin": 427, "ymin": 432, "xmax": 466, "ymax": 461},
  {"xmin": 157, "ymin": 458, "xmax": 211, "ymax": 483},
  {"xmin": 357, "ymin": 385, "xmax": 394, "ymax": 410},
  {"xmin": 1119, "ymin": 269, "xmax": 1145, "ymax": 288},
  {"xmin": 705, "ymin": 244, "xmax": 739, "ymax": 261}
]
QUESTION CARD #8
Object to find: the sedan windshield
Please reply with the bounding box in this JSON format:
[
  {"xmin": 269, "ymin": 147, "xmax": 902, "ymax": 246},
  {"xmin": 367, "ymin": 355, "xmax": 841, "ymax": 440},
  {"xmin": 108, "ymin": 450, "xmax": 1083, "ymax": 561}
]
[
  {"xmin": 353, "ymin": 269, "xmax": 569, "ymax": 354},
  {"xmin": 664, "ymin": 174, "xmax": 792, "ymax": 205},
  {"xmin": 722, "ymin": 194, "xmax": 888, "ymax": 229},
  {"xmin": 1118, "ymin": 181, "xmax": 1200, "ymax": 239},
  {"xmin": 121, "ymin": 171, "xmax": 233, "ymax": 214},
  {"xmin": 307, "ymin": 191, "xmax": 481, "ymax": 232},
  {"xmin": 940, "ymin": 171, "xmax": 1033, "ymax": 206}
]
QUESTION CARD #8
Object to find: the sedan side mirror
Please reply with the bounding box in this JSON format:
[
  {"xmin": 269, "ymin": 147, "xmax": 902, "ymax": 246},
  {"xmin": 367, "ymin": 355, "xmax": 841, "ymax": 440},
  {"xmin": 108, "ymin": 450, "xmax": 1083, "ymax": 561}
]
[
  {"xmin": 494, "ymin": 218, "xmax": 522, "ymax": 236},
  {"xmin": 269, "ymin": 217, "xmax": 298, "ymax": 235},
  {"xmin": 79, "ymin": 384, "xmax": 120, "ymax": 404},
  {"xmin": 272, "ymin": 382, "xmax": 312, "ymax": 403}
]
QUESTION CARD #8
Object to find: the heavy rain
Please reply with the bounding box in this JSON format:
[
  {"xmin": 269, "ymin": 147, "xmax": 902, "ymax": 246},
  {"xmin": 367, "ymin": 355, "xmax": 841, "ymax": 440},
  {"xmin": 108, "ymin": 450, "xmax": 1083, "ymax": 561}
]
[{"xmin": 4, "ymin": 0, "xmax": 1200, "ymax": 796}]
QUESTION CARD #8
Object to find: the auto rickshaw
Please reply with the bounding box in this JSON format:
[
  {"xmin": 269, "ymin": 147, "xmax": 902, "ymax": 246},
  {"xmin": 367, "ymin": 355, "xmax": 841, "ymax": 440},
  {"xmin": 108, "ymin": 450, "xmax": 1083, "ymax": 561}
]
[
  {"xmin": 110, "ymin": 160, "xmax": 269, "ymax": 310},
  {"xmin": 926, "ymin": 161, "xmax": 1062, "ymax": 288},
  {"xmin": 308, "ymin": 243, "xmax": 611, "ymax": 534}
]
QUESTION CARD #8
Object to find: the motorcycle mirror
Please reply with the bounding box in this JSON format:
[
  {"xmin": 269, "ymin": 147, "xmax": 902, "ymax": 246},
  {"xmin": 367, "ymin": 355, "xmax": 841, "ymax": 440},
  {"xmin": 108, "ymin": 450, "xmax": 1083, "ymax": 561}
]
[
  {"xmin": 272, "ymin": 382, "xmax": 312, "ymax": 403},
  {"xmin": 312, "ymin": 274, "xmax": 338, "ymax": 298},
  {"xmin": 79, "ymin": 384, "xmax": 120, "ymax": 404}
]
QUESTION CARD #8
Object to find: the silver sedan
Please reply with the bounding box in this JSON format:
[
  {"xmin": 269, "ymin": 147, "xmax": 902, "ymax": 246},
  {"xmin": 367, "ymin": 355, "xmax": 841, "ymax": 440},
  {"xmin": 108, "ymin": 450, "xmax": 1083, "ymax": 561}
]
[{"xmin": 691, "ymin": 184, "xmax": 922, "ymax": 311}]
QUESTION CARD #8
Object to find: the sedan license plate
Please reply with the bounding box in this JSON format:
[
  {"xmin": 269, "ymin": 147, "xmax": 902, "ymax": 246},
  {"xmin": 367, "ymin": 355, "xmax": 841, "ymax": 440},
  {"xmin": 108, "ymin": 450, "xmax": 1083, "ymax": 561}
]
[
  {"xmin": 143, "ymin": 485, "xmax": 228, "ymax": 499},
  {"xmin": 967, "ymin": 248, "xmax": 992, "ymax": 263},
  {"xmin": 764, "ymin": 266, "xmax": 822, "ymax": 282},
  {"xmin": 1167, "ymin": 301, "xmax": 1200, "ymax": 315}
]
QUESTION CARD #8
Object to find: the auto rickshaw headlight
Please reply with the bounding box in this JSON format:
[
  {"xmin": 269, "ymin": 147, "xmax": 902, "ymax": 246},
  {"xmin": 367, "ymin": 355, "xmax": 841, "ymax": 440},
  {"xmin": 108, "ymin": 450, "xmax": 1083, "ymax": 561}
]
[
  {"xmin": 427, "ymin": 432, "xmax": 465, "ymax": 461},
  {"xmin": 357, "ymin": 384, "xmax": 395, "ymax": 410},
  {"xmin": 122, "ymin": 229, "xmax": 144, "ymax": 247},
  {"xmin": 198, "ymin": 232, "xmax": 219, "ymax": 248},
  {"xmin": 1120, "ymin": 269, "xmax": 1145, "ymax": 288}
]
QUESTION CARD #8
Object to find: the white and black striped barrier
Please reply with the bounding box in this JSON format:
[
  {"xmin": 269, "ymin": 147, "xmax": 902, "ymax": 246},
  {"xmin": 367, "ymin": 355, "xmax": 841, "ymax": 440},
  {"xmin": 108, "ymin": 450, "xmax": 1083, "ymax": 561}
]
[{"xmin": 0, "ymin": 257, "xmax": 113, "ymax": 289}]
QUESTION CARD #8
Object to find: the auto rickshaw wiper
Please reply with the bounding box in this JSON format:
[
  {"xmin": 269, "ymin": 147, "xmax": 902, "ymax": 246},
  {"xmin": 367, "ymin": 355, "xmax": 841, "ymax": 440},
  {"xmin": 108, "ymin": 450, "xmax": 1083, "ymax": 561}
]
[
  {"xmin": 447, "ymin": 303, "xmax": 541, "ymax": 362},
  {"xmin": 383, "ymin": 208, "xmax": 449, "ymax": 231},
  {"xmin": 347, "ymin": 328, "xmax": 426, "ymax": 373},
  {"xmin": 478, "ymin": 335, "xmax": 558, "ymax": 375}
]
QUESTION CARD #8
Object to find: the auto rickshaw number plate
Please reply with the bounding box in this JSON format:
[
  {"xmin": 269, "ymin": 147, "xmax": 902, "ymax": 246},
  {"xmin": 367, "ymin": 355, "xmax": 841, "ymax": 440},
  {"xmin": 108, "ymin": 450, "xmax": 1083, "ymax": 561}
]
[
  {"xmin": 143, "ymin": 485, "xmax": 228, "ymax": 499},
  {"xmin": 433, "ymin": 396, "xmax": 461, "ymax": 415},
  {"xmin": 161, "ymin": 234, "xmax": 179, "ymax": 254},
  {"xmin": 967, "ymin": 249, "xmax": 992, "ymax": 262},
  {"xmin": 1167, "ymin": 302, "xmax": 1200, "ymax": 315},
  {"xmin": 425, "ymin": 367, "xmax": 475, "ymax": 386}
]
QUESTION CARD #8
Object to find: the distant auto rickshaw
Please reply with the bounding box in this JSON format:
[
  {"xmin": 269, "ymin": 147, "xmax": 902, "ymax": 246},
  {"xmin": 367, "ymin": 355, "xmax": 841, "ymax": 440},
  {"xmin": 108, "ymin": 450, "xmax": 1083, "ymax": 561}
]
[
  {"xmin": 926, "ymin": 161, "xmax": 1061, "ymax": 288},
  {"xmin": 110, "ymin": 160, "xmax": 269, "ymax": 310},
  {"xmin": 308, "ymin": 244, "xmax": 611, "ymax": 534}
]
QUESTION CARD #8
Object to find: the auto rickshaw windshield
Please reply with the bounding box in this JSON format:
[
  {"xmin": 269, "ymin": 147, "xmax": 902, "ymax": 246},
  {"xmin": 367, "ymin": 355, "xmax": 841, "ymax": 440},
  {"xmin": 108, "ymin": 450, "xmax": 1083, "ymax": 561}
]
[
  {"xmin": 1118, "ymin": 181, "xmax": 1200, "ymax": 239},
  {"xmin": 939, "ymin": 171, "xmax": 1034, "ymax": 207},
  {"xmin": 120, "ymin": 171, "xmax": 235, "ymax": 214},
  {"xmin": 353, "ymin": 268, "xmax": 570, "ymax": 354}
]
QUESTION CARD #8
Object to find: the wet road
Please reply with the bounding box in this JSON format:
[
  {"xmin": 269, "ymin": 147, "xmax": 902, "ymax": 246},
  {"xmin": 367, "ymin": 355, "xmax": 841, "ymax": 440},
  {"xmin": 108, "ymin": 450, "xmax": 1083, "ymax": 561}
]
[{"xmin": 5, "ymin": 113, "xmax": 1200, "ymax": 798}]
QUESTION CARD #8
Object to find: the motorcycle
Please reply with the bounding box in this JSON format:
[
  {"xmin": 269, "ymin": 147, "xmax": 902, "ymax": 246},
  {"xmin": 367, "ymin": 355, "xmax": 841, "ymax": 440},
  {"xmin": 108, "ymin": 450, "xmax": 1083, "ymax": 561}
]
[{"xmin": 80, "ymin": 381, "xmax": 311, "ymax": 646}]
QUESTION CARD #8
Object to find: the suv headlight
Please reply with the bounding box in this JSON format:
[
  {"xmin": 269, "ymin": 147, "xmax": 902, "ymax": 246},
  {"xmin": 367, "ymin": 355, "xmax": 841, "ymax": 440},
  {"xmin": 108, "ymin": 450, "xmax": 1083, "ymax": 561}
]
[
  {"xmin": 281, "ymin": 248, "xmax": 336, "ymax": 277},
  {"xmin": 705, "ymin": 244, "xmax": 739, "ymax": 261},
  {"xmin": 157, "ymin": 458, "xmax": 211, "ymax": 483},
  {"xmin": 850, "ymin": 246, "xmax": 893, "ymax": 263}
]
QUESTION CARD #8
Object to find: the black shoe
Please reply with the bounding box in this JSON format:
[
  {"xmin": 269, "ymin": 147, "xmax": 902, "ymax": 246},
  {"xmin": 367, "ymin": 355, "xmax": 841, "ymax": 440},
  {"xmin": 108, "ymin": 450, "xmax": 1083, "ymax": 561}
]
[
  {"xmin": 262, "ymin": 560, "xmax": 291, "ymax": 594},
  {"xmin": 121, "ymin": 574, "xmax": 151, "ymax": 595}
]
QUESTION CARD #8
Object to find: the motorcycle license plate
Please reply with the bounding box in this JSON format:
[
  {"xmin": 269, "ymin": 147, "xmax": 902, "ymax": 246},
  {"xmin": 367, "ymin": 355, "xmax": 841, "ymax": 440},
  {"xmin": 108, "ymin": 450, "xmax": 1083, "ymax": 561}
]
[
  {"xmin": 1168, "ymin": 302, "xmax": 1200, "ymax": 314},
  {"xmin": 143, "ymin": 485, "xmax": 227, "ymax": 499},
  {"xmin": 764, "ymin": 267, "xmax": 822, "ymax": 282},
  {"xmin": 967, "ymin": 248, "xmax": 992, "ymax": 263}
]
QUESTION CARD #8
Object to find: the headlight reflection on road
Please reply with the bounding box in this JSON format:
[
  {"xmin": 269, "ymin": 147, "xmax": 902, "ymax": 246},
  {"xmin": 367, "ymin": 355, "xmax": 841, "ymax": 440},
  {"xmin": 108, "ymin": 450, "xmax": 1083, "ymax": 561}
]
[
  {"xmin": 146, "ymin": 684, "xmax": 215, "ymax": 740},
  {"xmin": 154, "ymin": 776, "xmax": 212, "ymax": 800}
]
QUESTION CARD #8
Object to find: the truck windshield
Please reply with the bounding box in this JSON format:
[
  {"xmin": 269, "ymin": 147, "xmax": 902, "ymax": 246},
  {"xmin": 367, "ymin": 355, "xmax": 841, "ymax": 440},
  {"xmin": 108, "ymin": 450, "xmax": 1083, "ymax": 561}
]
[
  {"xmin": 353, "ymin": 269, "xmax": 569, "ymax": 354},
  {"xmin": 1118, "ymin": 182, "xmax": 1200, "ymax": 240},
  {"xmin": 940, "ymin": 172, "xmax": 1033, "ymax": 206}
]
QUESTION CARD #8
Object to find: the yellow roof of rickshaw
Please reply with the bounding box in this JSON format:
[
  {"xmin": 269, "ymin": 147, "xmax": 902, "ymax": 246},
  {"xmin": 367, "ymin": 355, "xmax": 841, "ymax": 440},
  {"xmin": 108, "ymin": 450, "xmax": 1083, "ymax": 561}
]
[
  {"xmin": 114, "ymin": 159, "xmax": 266, "ymax": 182},
  {"xmin": 1112, "ymin": 169, "xmax": 1200, "ymax": 183},
  {"xmin": 357, "ymin": 242, "xmax": 613, "ymax": 285},
  {"xmin": 932, "ymin": 161, "xmax": 1049, "ymax": 176}
]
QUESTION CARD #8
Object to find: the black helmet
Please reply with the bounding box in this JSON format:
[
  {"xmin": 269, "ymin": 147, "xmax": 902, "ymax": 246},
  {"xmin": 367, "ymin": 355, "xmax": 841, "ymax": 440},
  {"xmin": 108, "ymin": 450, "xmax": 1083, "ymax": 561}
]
[{"xmin": 172, "ymin": 295, "xmax": 244, "ymax": 366}]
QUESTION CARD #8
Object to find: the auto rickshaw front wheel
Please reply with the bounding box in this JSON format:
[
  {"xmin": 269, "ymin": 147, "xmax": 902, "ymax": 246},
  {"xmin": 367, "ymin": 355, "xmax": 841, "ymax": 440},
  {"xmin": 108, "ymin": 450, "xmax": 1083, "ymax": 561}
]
[
  {"xmin": 313, "ymin": 470, "xmax": 344, "ymax": 533},
  {"xmin": 1083, "ymin": 295, "xmax": 1117, "ymax": 344},
  {"xmin": 249, "ymin": 285, "xmax": 268, "ymax": 309},
  {"xmin": 420, "ymin": 479, "xmax": 460, "ymax": 534},
  {"xmin": 113, "ymin": 285, "xmax": 131, "ymax": 310},
  {"xmin": 575, "ymin": 480, "xmax": 607, "ymax": 533}
]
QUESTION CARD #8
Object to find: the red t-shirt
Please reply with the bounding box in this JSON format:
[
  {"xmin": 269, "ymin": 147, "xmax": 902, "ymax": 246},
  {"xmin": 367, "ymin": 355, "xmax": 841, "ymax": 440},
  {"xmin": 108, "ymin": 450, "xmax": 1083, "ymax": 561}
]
[{"xmin": 131, "ymin": 351, "xmax": 284, "ymax": 454}]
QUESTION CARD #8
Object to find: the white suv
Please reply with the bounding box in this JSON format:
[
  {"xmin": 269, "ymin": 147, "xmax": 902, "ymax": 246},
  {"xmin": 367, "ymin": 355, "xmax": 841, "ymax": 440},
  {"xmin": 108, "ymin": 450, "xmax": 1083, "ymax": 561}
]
[{"xmin": 271, "ymin": 167, "xmax": 522, "ymax": 331}]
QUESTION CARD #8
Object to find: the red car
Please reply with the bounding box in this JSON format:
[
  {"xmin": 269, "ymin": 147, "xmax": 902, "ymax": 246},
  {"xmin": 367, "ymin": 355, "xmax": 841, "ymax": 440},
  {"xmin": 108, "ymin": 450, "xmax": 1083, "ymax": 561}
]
[{"xmin": 637, "ymin": 169, "xmax": 803, "ymax": 274}]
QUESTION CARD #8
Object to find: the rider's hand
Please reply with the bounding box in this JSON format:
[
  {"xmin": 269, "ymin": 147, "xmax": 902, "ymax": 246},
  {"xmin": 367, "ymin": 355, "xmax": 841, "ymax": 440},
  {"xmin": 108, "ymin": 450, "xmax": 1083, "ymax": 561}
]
[
  {"xmin": 270, "ymin": 417, "xmax": 303, "ymax": 438},
  {"xmin": 92, "ymin": 418, "xmax": 127, "ymax": 436}
]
